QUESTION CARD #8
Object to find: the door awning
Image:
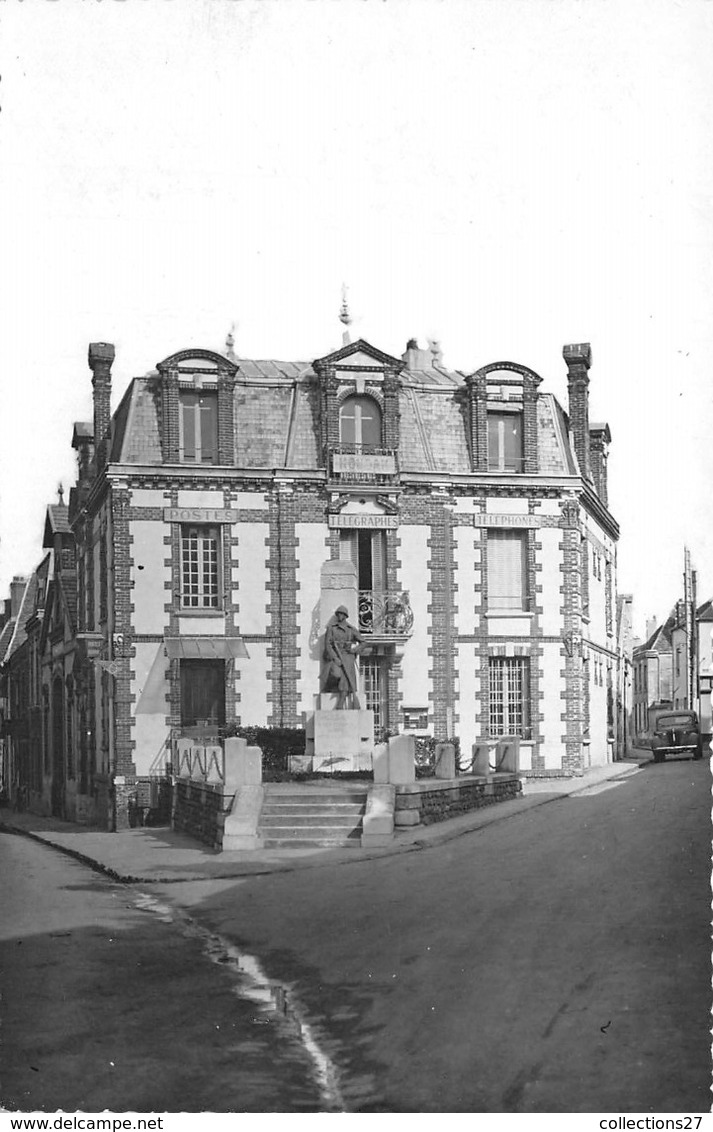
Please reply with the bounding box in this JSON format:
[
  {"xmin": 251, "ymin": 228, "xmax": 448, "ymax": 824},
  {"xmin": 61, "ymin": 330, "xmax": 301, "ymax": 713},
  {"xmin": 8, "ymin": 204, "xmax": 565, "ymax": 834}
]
[{"xmin": 165, "ymin": 637, "xmax": 249, "ymax": 660}]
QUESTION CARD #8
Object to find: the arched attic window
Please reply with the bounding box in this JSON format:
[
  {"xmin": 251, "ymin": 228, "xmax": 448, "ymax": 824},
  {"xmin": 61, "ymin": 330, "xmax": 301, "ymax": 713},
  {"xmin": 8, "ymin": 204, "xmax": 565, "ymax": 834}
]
[{"xmin": 339, "ymin": 395, "xmax": 382, "ymax": 448}]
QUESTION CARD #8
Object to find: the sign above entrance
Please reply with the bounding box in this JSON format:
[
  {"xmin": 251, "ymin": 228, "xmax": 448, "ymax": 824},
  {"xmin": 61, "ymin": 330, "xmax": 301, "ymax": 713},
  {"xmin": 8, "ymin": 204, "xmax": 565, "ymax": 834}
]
[
  {"xmin": 164, "ymin": 508, "xmax": 238, "ymax": 524},
  {"xmin": 473, "ymin": 514, "xmax": 540, "ymax": 528},
  {"xmin": 332, "ymin": 453, "xmax": 396, "ymax": 475},
  {"xmin": 328, "ymin": 514, "xmax": 398, "ymax": 529}
]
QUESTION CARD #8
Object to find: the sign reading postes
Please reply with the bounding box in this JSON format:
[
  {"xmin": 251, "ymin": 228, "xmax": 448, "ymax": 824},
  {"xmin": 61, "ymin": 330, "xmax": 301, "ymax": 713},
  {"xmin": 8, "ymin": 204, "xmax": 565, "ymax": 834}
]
[
  {"xmin": 328, "ymin": 513, "xmax": 398, "ymax": 529},
  {"xmin": 164, "ymin": 508, "xmax": 238, "ymax": 524},
  {"xmin": 472, "ymin": 514, "xmax": 540, "ymax": 528},
  {"xmin": 332, "ymin": 453, "xmax": 396, "ymax": 475}
]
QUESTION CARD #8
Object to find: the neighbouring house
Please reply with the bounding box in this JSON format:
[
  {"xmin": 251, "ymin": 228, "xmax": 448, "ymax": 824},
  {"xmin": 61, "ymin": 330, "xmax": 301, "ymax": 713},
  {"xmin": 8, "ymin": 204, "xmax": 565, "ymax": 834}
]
[
  {"xmin": 2, "ymin": 331, "xmax": 620, "ymax": 829},
  {"xmin": 632, "ymin": 613, "xmax": 675, "ymax": 741},
  {"xmin": 671, "ymin": 596, "xmax": 713, "ymax": 742},
  {"xmin": 616, "ymin": 593, "xmax": 635, "ymax": 757}
]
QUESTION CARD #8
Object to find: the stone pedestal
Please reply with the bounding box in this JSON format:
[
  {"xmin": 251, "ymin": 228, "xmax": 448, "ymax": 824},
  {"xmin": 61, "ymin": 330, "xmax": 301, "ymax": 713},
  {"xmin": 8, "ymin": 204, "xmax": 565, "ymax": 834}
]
[{"xmin": 313, "ymin": 709, "xmax": 374, "ymax": 773}]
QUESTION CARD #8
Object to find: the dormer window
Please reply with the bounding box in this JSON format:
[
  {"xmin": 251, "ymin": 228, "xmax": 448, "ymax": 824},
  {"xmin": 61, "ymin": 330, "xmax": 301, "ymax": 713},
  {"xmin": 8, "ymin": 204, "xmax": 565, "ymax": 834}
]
[
  {"xmin": 339, "ymin": 395, "xmax": 382, "ymax": 449},
  {"xmin": 180, "ymin": 391, "xmax": 218, "ymax": 464},
  {"xmin": 488, "ymin": 410, "xmax": 523, "ymax": 472}
]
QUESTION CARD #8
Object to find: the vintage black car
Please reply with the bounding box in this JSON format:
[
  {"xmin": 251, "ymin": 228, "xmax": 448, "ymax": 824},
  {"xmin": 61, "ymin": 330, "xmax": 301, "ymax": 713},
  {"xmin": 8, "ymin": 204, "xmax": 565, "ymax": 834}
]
[{"xmin": 650, "ymin": 710, "xmax": 702, "ymax": 763}]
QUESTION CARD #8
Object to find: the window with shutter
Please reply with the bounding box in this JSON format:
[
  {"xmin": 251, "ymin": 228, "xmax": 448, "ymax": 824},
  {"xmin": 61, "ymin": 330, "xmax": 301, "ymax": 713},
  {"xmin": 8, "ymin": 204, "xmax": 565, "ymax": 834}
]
[
  {"xmin": 487, "ymin": 531, "xmax": 528, "ymax": 611},
  {"xmin": 339, "ymin": 396, "xmax": 382, "ymax": 448},
  {"xmin": 179, "ymin": 392, "xmax": 218, "ymax": 463},
  {"xmin": 487, "ymin": 411, "xmax": 523, "ymax": 471}
]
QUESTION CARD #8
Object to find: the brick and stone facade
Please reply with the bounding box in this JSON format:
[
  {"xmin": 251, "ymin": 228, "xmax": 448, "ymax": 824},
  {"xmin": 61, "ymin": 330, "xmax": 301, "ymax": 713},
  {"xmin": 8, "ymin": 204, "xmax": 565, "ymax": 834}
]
[{"xmin": 2, "ymin": 333, "xmax": 620, "ymax": 829}]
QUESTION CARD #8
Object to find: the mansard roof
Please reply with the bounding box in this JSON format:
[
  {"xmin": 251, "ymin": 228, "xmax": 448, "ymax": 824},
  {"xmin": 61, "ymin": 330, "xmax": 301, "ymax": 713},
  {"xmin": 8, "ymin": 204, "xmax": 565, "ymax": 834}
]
[{"xmin": 106, "ymin": 340, "xmax": 584, "ymax": 479}]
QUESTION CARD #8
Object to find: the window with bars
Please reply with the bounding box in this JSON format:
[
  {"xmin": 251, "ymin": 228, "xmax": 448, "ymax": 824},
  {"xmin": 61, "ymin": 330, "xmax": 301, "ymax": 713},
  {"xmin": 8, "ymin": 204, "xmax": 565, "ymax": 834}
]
[
  {"xmin": 488, "ymin": 657, "xmax": 531, "ymax": 738},
  {"xmin": 179, "ymin": 391, "xmax": 219, "ymax": 463},
  {"xmin": 487, "ymin": 530, "xmax": 528, "ymax": 611},
  {"xmin": 181, "ymin": 525, "xmax": 221, "ymax": 609},
  {"xmin": 361, "ymin": 656, "xmax": 387, "ymax": 733},
  {"xmin": 487, "ymin": 411, "xmax": 523, "ymax": 471}
]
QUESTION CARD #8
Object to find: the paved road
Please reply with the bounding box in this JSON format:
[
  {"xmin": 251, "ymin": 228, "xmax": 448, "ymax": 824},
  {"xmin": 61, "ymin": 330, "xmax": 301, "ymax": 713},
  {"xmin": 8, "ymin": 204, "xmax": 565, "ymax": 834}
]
[
  {"xmin": 157, "ymin": 760, "xmax": 712, "ymax": 1113},
  {"xmin": 0, "ymin": 832, "xmax": 326, "ymax": 1113},
  {"xmin": 1, "ymin": 761, "xmax": 710, "ymax": 1113}
]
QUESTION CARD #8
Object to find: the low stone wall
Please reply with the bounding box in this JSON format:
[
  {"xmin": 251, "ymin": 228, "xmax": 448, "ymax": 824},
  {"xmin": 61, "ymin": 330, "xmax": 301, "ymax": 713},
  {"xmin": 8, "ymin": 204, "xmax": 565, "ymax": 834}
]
[
  {"xmin": 172, "ymin": 780, "xmax": 235, "ymax": 848},
  {"xmin": 395, "ymin": 774, "xmax": 521, "ymax": 827}
]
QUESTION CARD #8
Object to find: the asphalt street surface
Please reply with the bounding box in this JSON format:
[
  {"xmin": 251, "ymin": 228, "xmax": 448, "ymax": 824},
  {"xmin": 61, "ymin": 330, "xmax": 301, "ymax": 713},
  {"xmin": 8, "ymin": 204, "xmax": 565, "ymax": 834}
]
[
  {"xmin": 0, "ymin": 833, "xmax": 325, "ymax": 1113},
  {"xmin": 158, "ymin": 759, "xmax": 712, "ymax": 1113},
  {"xmin": 1, "ymin": 759, "xmax": 710, "ymax": 1113}
]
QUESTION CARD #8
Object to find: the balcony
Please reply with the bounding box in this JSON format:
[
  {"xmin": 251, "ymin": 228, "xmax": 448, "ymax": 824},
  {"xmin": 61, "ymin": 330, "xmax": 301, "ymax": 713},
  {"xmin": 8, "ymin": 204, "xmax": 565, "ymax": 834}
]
[
  {"xmin": 329, "ymin": 445, "xmax": 399, "ymax": 485},
  {"xmin": 358, "ymin": 590, "xmax": 414, "ymax": 640}
]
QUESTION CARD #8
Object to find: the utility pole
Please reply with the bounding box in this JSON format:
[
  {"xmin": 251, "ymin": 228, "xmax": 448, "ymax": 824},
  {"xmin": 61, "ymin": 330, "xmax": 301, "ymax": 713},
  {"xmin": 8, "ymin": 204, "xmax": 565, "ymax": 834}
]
[{"xmin": 683, "ymin": 547, "xmax": 697, "ymax": 712}]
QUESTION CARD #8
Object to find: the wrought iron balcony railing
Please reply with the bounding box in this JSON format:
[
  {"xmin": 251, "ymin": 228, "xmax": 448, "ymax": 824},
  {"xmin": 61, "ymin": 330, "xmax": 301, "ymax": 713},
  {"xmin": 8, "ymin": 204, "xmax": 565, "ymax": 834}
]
[
  {"xmin": 358, "ymin": 590, "xmax": 414, "ymax": 638},
  {"xmin": 330, "ymin": 445, "xmax": 399, "ymax": 483}
]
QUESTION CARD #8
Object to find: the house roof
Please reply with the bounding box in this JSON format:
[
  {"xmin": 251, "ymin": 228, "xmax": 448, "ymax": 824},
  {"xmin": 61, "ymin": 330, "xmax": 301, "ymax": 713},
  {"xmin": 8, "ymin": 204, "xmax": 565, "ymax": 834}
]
[
  {"xmin": 5, "ymin": 575, "xmax": 38, "ymax": 660},
  {"xmin": 697, "ymin": 598, "xmax": 713, "ymax": 622},
  {"xmin": 636, "ymin": 611, "xmax": 676, "ymax": 655},
  {"xmin": 108, "ymin": 339, "xmax": 584, "ymax": 482},
  {"xmin": 43, "ymin": 503, "xmax": 71, "ymax": 546}
]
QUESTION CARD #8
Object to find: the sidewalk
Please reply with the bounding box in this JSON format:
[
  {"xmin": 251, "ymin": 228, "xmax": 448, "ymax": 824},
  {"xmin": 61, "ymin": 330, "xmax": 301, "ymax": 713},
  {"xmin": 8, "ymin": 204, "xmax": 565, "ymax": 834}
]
[{"xmin": 0, "ymin": 755, "xmax": 650, "ymax": 885}]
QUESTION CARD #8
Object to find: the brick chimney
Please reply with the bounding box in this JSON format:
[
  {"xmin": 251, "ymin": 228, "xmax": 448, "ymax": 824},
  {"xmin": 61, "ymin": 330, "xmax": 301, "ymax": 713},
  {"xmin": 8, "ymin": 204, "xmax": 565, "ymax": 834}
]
[
  {"xmin": 88, "ymin": 342, "xmax": 115, "ymax": 470},
  {"xmin": 72, "ymin": 422, "xmax": 95, "ymax": 505},
  {"xmin": 402, "ymin": 338, "xmax": 433, "ymax": 371},
  {"xmin": 10, "ymin": 576, "xmax": 27, "ymax": 617},
  {"xmin": 563, "ymin": 342, "xmax": 592, "ymax": 481},
  {"xmin": 589, "ymin": 422, "xmax": 611, "ymax": 506}
]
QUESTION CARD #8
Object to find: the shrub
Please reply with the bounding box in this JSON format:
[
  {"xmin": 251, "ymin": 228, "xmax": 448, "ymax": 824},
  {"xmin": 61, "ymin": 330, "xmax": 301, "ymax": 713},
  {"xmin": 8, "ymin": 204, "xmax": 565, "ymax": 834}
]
[{"xmin": 225, "ymin": 725, "xmax": 306, "ymax": 782}]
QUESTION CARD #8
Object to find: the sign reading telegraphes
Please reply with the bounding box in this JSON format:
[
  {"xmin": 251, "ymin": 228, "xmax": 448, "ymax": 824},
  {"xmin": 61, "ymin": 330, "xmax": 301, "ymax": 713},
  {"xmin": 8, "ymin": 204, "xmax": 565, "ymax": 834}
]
[{"xmin": 328, "ymin": 513, "xmax": 398, "ymax": 529}]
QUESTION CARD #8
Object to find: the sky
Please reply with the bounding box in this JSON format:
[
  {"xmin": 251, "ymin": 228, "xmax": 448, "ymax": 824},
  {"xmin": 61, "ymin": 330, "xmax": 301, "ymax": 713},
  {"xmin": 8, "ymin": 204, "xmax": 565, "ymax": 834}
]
[{"xmin": 1, "ymin": 0, "xmax": 711, "ymax": 638}]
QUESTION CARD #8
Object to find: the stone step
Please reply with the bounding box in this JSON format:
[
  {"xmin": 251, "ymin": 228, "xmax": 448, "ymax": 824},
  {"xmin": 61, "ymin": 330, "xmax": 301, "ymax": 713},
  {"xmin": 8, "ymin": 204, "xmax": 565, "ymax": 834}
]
[
  {"xmin": 261, "ymin": 833, "xmax": 362, "ymax": 849},
  {"xmin": 262, "ymin": 804, "xmax": 366, "ymax": 815},
  {"xmin": 260, "ymin": 812, "xmax": 364, "ymax": 828},
  {"xmin": 264, "ymin": 790, "xmax": 368, "ymax": 803}
]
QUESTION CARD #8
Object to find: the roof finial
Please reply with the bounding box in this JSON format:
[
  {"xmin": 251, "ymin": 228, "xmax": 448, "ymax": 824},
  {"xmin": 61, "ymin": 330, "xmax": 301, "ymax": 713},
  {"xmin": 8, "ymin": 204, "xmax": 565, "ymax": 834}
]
[
  {"xmin": 225, "ymin": 322, "xmax": 237, "ymax": 362},
  {"xmin": 339, "ymin": 283, "xmax": 352, "ymax": 346},
  {"xmin": 57, "ymin": 483, "xmax": 65, "ymax": 505}
]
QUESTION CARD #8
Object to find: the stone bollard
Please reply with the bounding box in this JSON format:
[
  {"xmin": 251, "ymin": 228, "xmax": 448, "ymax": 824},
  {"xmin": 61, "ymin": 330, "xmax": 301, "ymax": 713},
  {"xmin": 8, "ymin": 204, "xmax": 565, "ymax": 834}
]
[
  {"xmin": 372, "ymin": 742, "xmax": 390, "ymax": 784},
  {"xmin": 495, "ymin": 735, "xmax": 520, "ymax": 774},
  {"xmin": 472, "ymin": 742, "xmax": 491, "ymax": 777},
  {"xmin": 223, "ymin": 737, "xmax": 262, "ymax": 792},
  {"xmin": 434, "ymin": 742, "xmax": 456, "ymax": 779},
  {"xmin": 387, "ymin": 734, "xmax": 416, "ymax": 784}
]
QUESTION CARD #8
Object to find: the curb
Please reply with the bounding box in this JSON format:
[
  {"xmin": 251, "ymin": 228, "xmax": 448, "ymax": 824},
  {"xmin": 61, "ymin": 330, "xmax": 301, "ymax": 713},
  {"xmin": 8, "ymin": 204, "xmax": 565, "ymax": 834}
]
[{"xmin": 0, "ymin": 763, "xmax": 646, "ymax": 885}]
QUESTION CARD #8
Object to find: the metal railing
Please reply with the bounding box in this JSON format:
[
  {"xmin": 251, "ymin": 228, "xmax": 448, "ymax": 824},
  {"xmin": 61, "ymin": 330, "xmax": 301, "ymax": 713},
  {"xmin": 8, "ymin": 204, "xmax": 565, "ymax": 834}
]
[
  {"xmin": 358, "ymin": 590, "xmax": 414, "ymax": 637},
  {"xmin": 330, "ymin": 445, "xmax": 399, "ymax": 483},
  {"xmin": 173, "ymin": 733, "xmax": 225, "ymax": 785}
]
